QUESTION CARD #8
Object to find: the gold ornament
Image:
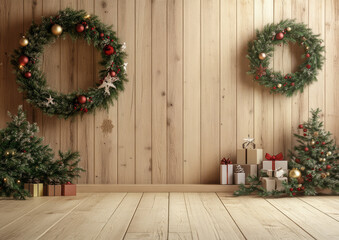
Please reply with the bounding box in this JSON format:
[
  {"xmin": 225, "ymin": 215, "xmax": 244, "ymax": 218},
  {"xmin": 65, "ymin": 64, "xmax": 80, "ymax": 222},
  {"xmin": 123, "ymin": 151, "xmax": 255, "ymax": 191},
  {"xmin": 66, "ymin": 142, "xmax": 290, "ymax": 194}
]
[
  {"xmin": 51, "ymin": 24, "xmax": 63, "ymax": 36},
  {"xmin": 321, "ymin": 173, "xmax": 327, "ymax": 179},
  {"xmin": 5, "ymin": 151, "xmax": 10, "ymax": 156},
  {"xmin": 300, "ymin": 166, "xmax": 305, "ymax": 171},
  {"xmin": 326, "ymin": 151, "xmax": 332, "ymax": 156},
  {"xmin": 313, "ymin": 131, "xmax": 319, "ymax": 137},
  {"xmin": 305, "ymin": 46, "xmax": 309, "ymax": 50},
  {"xmin": 17, "ymin": 180, "xmax": 21, "ymax": 183},
  {"xmin": 310, "ymin": 139, "xmax": 315, "ymax": 145},
  {"xmin": 84, "ymin": 14, "xmax": 91, "ymax": 19},
  {"xmin": 326, "ymin": 172, "xmax": 330, "ymax": 176},
  {"xmin": 19, "ymin": 36, "xmax": 29, "ymax": 47},
  {"xmin": 298, "ymin": 184, "xmax": 302, "ymax": 188},
  {"xmin": 286, "ymin": 27, "xmax": 292, "ymax": 32},
  {"xmin": 85, "ymin": 25, "xmax": 89, "ymax": 29},
  {"xmin": 258, "ymin": 52, "xmax": 266, "ymax": 60},
  {"xmin": 3, "ymin": 178, "xmax": 7, "ymax": 182},
  {"xmin": 277, "ymin": 83, "xmax": 282, "ymax": 88},
  {"xmin": 289, "ymin": 168, "xmax": 301, "ymax": 179}
]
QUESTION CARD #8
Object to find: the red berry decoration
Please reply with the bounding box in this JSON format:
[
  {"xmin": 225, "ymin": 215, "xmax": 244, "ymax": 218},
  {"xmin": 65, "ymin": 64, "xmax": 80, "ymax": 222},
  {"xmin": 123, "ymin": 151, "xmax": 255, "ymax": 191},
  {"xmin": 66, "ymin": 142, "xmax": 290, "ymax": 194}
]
[
  {"xmin": 24, "ymin": 72, "xmax": 32, "ymax": 78},
  {"xmin": 303, "ymin": 128, "xmax": 307, "ymax": 132},
  {"xmin": 275, "ymin": 32, "xmax": 284, "ymax": 40},
  {"xmin": 295, "ymin": 158, "xmax": 300, "ymax": 163},
  {"xmin": 103, "ymin": 45, "xmax": 114, "ymax": 56},
  {"xmin": 297, "ymin": 188, "xmax": 301, "ymax": 191},
  {"xmin": 298, "ymin": 124, "xmax": 303, "ymax": 129},
  {"xmin": 291, "ymin": 82, "xmax": 295, "ymax": 86},
  {"xmin": 273, "ymin": 86, "xmax": 277, "ymax": 90},
  {"xmin": 303, "ymin": 134, "xmax": 307, "ymax": 136},
  {"xmin": 77, "ymin": 95, "xmax": 87, "ymax": 104},
  {"xmin": 304, "ymin": 147, "xmax": 309, "ymax": 152},
  {"xmin": 319, "ymin": 168, "xmax": 322, "ymax": 171},
  {"xmin": 322, "ymin": 141, "xmax": 326, "ymax": 145},
  {"xmin": 18, "ymin": 55, "xmax": 29, "ymax": 66},
  {"xmin": 255, "ymin": 76, "xmax": 259, "ymax": 80},
  {"xmin": 306, "ymin": 64, "xmax": 311, "ymax": 69},
  {"xmin": 306, "ymin": 53, "xmax": 310, "ymax": 58},
  {"xmin": 292, "ymin": 192, "xmax": 296, "ymax": 196},
  {"xmin": 100, "ymin": 33, "xmax": 104, "ymax": 37},
  {"xmin": 109, "ymin": 71, "xmax": 116, "ymax": 77},
  {"xmin": 321, "ymin": 152, "xmax": 324, "ymax": 155},
  {"xmin": 76, "ymin": 24, "xmax": 85, "ymax": 33},
  {"xmin": 301, "ymin": 186, "xmax": 305, "ymax": 190},
  {"xmin": 84, "ymin": 108, "xmax": 88, "ymax": 113},
  {"xmin": 290, "ymin": 188, "xmax": 294, "ymax": 192},
  {"xmin": 326, "ymin": 165, "xmax": 331, "ymax": 170}
]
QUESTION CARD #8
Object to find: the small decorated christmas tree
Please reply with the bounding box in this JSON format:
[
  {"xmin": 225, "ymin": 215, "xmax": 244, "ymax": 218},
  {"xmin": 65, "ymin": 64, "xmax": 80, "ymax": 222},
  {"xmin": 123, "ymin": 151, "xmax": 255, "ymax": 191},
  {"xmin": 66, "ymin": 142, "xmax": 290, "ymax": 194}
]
[
  {"xmin": 0, "ymin": 106, "xmax": 84, "ymax": 199},
  {"xmin": 287, "ymin": 109, "xmax": 339, "ymax": 196}
]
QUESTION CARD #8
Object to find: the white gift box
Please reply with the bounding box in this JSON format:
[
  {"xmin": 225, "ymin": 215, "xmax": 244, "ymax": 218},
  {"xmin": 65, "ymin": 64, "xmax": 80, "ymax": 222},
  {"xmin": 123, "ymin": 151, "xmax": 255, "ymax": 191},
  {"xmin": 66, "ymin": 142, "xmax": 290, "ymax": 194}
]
[
  {"xmin": 234, "ymin": 173, "xmax": 245, "ymax": 185},
  {"xmin": 275, "ymin": 177, "xmax": 288, "ymax": 191},
  {"xmin": 262, "ymin": 160, "xmax": 288, "ymax": 171},
  {"xmin": 220, "ymin": 164, "xmax": 233, "ymax": 185}
]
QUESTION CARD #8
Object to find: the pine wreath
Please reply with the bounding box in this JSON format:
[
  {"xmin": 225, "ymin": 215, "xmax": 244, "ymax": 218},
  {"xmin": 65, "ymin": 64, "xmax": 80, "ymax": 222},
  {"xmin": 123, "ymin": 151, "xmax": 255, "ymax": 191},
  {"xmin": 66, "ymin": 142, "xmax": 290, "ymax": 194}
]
[
  {"xmin": 11, "ymin": 8, "xmax": 127, "ymax": 119},
  {"xmin": 247, "ymin": 19, "xmax": 324, "ymax": 96}
]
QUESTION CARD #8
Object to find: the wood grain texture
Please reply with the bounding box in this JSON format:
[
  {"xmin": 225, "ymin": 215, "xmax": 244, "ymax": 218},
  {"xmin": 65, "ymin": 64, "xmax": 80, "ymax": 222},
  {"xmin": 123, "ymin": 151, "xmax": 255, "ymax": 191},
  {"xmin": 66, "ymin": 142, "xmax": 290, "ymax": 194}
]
[
  {"xmin": 299, "ymin": 196, "xmax": 339, "ymax": 221},
  {"xmin": 0, "ymin": 0, "xmax": 337, "ymax": 184}
]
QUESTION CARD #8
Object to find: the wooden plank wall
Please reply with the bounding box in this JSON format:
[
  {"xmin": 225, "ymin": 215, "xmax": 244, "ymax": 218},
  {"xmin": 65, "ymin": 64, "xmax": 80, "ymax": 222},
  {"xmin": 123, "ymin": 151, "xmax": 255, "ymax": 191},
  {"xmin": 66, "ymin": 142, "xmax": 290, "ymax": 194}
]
[{"xmin": 0, "ymin": 0, "xmax": 338, "ymax": 184}]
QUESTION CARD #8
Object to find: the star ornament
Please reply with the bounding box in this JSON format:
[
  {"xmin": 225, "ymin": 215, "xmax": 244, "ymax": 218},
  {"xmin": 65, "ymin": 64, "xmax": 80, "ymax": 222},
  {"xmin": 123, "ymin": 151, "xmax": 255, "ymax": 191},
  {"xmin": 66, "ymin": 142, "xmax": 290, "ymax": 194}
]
[
  {"xmin": 45, "ymin": 95, "xmax": 55, "ymax": 107},
  {"xmin": 256, "ymin": 64, "xmax": 267, "ymax": 77},
  {"xmin": 98, "ymin": 74, "xmax": 119, "ymax": 95}
]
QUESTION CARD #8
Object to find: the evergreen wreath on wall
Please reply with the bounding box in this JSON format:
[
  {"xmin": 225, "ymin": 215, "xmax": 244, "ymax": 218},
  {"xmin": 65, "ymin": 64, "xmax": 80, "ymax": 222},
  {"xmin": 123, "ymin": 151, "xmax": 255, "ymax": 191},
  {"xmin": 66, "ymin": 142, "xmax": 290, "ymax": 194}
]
[
  {"xmin": 247, "ymin": 19, "xmax": 324, "ymax": 96},
  {"xmin": 11, "ymin": 8, "xmax": 127, "ymax": 119}
]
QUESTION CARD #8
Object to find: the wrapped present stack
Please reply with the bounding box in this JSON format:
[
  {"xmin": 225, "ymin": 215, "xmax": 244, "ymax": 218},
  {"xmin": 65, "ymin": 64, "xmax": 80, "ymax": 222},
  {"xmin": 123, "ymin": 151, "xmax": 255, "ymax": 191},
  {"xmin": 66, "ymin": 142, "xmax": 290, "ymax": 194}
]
[
  {"xmin": 236, "ymin": 136, "xmax": 263, "ymax": 184},
  {"xmin": 234, "ymin": 165, "xmax": 245, "ymax": 185},
  {"xmin": 261, "ymin": 152, "xmax": 288, "ymax": 191},
  {"xmin": 220, "ymin": 157, "xmax": 233, "ymax": 185}
]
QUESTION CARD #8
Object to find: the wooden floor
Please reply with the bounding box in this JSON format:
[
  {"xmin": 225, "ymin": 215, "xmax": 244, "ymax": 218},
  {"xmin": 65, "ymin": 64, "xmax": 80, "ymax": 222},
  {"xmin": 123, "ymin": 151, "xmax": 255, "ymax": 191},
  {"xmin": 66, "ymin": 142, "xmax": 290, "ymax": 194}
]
[{"xmin": 0, "ymin": 193, "xmax": 338, "ymax": 240}]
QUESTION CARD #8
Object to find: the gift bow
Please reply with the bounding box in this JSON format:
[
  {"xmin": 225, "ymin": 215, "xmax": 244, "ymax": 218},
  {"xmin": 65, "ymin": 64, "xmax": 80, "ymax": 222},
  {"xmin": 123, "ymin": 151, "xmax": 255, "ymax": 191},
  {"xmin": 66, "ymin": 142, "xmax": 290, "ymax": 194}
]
[
  {"xmin": 242, "ymin": 135, "xmax": 256, "ymax": 149},
  {"xmin": 221, "ymin": 157, "xmax": 232, "ymax": 165},
  {"xmin": 265, "ymin": 152, "xmax": 283, "ymax": 161}
]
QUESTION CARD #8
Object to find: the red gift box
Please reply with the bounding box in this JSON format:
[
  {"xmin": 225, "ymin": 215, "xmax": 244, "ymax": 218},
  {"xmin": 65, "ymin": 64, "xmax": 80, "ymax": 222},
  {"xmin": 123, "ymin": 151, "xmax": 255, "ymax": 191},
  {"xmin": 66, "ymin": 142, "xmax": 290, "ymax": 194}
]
[{"xmin": 62, "ymin": 182, "xmax": 76, "ymax": 196}]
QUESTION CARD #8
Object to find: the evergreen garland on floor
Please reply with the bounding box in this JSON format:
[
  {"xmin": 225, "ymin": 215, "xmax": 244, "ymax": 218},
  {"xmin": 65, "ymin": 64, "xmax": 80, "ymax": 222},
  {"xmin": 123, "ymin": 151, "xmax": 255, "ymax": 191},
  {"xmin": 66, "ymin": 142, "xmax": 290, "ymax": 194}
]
[
  {"xmin": 11, "ymin": 8, "xmax": 127, "ymax": 119},
  {"xmin": 0, "ymin": 106, "xmax": 84, "ymax": 199},
  {"xmin": 247, "ymin": 19, "xmax": 324, "ymax": 96}
]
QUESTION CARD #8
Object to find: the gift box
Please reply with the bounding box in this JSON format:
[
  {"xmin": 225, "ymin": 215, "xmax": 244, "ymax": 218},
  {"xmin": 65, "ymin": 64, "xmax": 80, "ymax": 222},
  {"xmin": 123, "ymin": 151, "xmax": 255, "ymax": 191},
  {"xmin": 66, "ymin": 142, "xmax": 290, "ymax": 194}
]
[
  {"xmin": 24, "ymin": 182, "xmax": 44, "ymax": 197},
  {"xmin": 240, "ymin": 164, "xmax": 257, "ymax": 184},
  {"xmin": 236, "ymin": 136, "xmax": 263, "ymax": 164},
  {"xmin": 261, "ymin": 177, "xmax": 275, "ymax": 192},
  {"xmin": 262, "ymin": 152, "xmax": 288, "ymax": 171},
  {"xmin": 220, "ymin": 158, "xmax": 233, "ymax": 185},
  {"xmin": 274, "ymin": 168, "xmax": 287, "ymax": 178},
  {"xmin": 44, "ymin": 184, "xmax": 62, "ymax": 196},
  {"xmin": 262, "ymin": 169, "xmax": 274, "ymax": 177},
  {"xmin": 234, "ymin": 165, "xmax": 245, "ymax": 185},
  {"xmin": 275, "ymin": 177, "xmax": 288, "ymax": 191},
  {"xmin": 62, "ymin": 182, "xmax": 76, "ymax": 196}
]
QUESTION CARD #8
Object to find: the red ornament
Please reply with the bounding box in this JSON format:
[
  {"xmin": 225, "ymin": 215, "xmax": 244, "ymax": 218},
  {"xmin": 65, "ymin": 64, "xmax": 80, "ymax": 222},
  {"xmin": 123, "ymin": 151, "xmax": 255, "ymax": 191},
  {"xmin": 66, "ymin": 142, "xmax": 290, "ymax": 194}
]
[
  {"xmin": 77, "ymin": 95, "xmax": 87, "ymax": 104},
  {"xmin": 290, "ymin": 188, "xmax": 294, "ymax": 192},
  {"xmin": 83, "ymin": 108, "xmax": 88, "ymax": 113},
  {"xmin": 18, "ymin": 55, "xmax": 29, "ymax": 66},
  {"xmin": 291, "ymin": 82, "xmax": 295, "ymax": 86},
  {"xmin": 304, "ymin": 147, "xmax": 309, "ymax": 152},
  {"xmin": 284, "ymin": 76, "xmax": 288, "ymax": 79},
  {"xmin": 109, "ymin": 71, "xmax": 116, "ymax": 77},
  {"xmin": 306, "ymin": 53, "xmax": 310, "ymax": 58},
  {"xmin": 301, "ymin": 186, "xmax": 305, "ymax": 190},
  {"xmin": 292, "ymin": 192, "xmax": 296, "ymax": 196},
  {"xmin": 298, "ymin": 124, "xmax": 303, "ymax": 129},
  {"xmin": 255, "ymin": 76, "xmax": 259, "ymax": 80},
  {"xmin": 303, "ymin": 129, "xmax": 307, "ymax": 132},
  {"xmin": 319, "ymin": 168, "xmax": 322, "ymax": 171},
  {"xmin": 103, "ymin": 45, "xmax": 114, "ymax": 56},
  {"xmin": 297, "ymin": 187, "xmax": 301, "ymax": 191},
  {"xmin": 306, "ymin": 64, "xmax": 311, "ymax": 69},
  {"xmin": 321, "ymin": 141, "xmax": 326, "ymax": 145},
  {"xmin": 24, "ymin": 72, "xmax": 31, "ymax": 78},
  {"xmin": 321, "ymin": 152, "xmax": 324, "ymax": 155},
  {"xmin": 295, "ymin": 158, "xmax": 300, "ymax": 163},
  {"xmin": 326, "ymin": 165, "xmax": 331, "ymax": 170},
  {"xmin": 76, "ymin": 24, "xmax": 85, "ymax": 33},
  {"xmin": 273, "ymin": 86, "xmax": 277, "ymax": 90},
  {"xmin": 303, "ymin": 134, "xmax": 307, "ymax": 136},
  {"xmin": 316, "ymin": 141, "xmax": 319, "ymax": 144},
  {"xmin": 275, "ymin": 32, "xmax": 284, "ymax": 40},
  {"xmin": 100, "ymin": 33, "xmax": 104, "ymax": 37}
]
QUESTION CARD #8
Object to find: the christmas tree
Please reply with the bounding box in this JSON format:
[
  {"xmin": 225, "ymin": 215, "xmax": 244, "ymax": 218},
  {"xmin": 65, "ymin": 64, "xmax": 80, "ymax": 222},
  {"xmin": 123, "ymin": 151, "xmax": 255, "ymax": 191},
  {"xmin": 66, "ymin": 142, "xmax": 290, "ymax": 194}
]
[
  {"xmin": 287, "ymin": 108, "xmax": 339, "ymax": 196},
  {"xmin": 0, "ymin": 106, "xmax": 84, "ymax": 199}
]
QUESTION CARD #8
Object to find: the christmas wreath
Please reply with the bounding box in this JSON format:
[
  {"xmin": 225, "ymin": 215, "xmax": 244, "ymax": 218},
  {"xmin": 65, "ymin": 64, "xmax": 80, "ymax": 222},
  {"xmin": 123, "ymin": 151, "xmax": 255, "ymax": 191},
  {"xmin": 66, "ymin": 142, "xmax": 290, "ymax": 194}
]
[
  {"xmin": 247, "ymin": 19, "xmax": 324, "ymax": 96},
  {"xmin": 11, "ymin": 8, "xmax": 127, "ymax": 119}
]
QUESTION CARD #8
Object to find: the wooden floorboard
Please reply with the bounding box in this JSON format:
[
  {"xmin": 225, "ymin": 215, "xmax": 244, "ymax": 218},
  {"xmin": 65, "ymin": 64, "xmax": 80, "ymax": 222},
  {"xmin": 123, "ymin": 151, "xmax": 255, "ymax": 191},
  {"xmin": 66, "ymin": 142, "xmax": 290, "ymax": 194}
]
[
  {"xmin": 267, "ymin": 198, "xmax": 339, "ymax": 240},
  {"xmin": 217, "ymin": 194, "xmax": 313, "ymax": 240},
  {"xmin": 0, "ymin": 192, "xmax": 338, "ymax": 240}
]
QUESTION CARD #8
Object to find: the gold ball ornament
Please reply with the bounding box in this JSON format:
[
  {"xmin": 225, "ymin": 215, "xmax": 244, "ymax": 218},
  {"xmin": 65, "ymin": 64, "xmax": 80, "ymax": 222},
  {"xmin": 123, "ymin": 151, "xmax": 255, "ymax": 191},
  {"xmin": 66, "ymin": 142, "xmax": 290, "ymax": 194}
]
[
  {"xmin": 84, "ymin": 14, "xmax": 91, "ymax": 19},
  {"xmin": 326, "ymin": 172, "xmax": 330, "ymax": 176},
  {"xmin": 286, "ymin": 27, "xmax": 292, "ymax": 32},
  {"xmin": 310, "ymin": 139, "xmax": 315, "ymax": 145},
  {"xmin": 277, "ymin": 83, "xmax": 282, "ymax": 88},
  {"xmin": 300, "ymin": 166, "xmax": 305, "ymax": 171},
  {"xmin": 298, "ymin": 184, "xmax": 302, "ymax": 188},
  {"xmin": 326, "ymin": 151, "xmax": 332, "ymax": 156},
  {"xmin": 51, "ymin": 24, "xmax": 63, "ymax": 36},
  {"xmin": 258, "ymin": 52, "xmax": 266, "ymax": 60},
  {"xmin": 289, "ymin": 168, "xmax": 301, "ymax": 179},
  {"xmin": 313, "ymin": 131, "xmax": 319, "ymax": 137},
  {"xmin": 19, "ymin": 36, "xmax": 29, "ymax": 47},
  {"xmin": 3, "ymin": 178, "xmax": 7, "ymax": 183},
  {"xmin": 305, "ymin": 46, "xmax": 309, "ymax": 50},
  {"xmin": 321, "ymin": 173, "xmax": 327, "ymax": 179},
  {"xmin": 17, "ymin": 180, "xmax": 21, "ymax": 184}
]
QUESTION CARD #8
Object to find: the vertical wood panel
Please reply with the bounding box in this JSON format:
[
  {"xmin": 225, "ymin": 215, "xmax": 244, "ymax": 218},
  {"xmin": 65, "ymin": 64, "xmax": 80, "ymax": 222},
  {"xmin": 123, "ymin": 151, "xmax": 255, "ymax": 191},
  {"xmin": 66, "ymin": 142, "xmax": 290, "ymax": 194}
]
[
  {"xmin": 236, "ymin": 0, "xmax": 254, "ymax": 154},
  {"xmin": 183, "ymin": 0, "xmax": 201, "ymax": 183},
  {"xmin": 77, "ymin": 0, "xmax": 95, "ymax": 184},
  {"xmin": 273, "ymin": 0, "xmax": 292, "ymax": 156},
  {"xmin": 201, "ymin": 0, "xmax": 220, "ymax": 184},
  {"xmin": 167, "ymin": 0, "xmax": 183, "ymax": 184},
  {"xmin": 135, "ymin": 0, "xmax": 152, "ymax": 184},
  {"xmin": 60, "ymin": 0, "xmax": 78, "ymax": 155},
  {"xmin": 42, "ymin": 0, "xmax": 61, "ymax": 154},
  {"xmin": 220, "ymin": 0, "xmax": 237, "ymax": 163},
  {"xmin": 253, "ymin": 0, "xmax": 274, "ymax": 154},
  {"xmin": 94, "ymin": 0, "xmax": 118, "ymax": 184},
  {"xmin": 291, "ymin": 0, "xmax": 309, "ymax": 148},
  {"xmin": 152, "ymin": 0, "xmax": 167, "ymax": 184},
  {"xmin": 117, "ymin": 0, "xmax": 136, "ymax": 184},
  {"xmin": 0, "ymin": 0, "xmax": 6, "ymax": 128},
  {"xmin": 325, "ymin": 0, "xmax": 339, "ymax": 140}
]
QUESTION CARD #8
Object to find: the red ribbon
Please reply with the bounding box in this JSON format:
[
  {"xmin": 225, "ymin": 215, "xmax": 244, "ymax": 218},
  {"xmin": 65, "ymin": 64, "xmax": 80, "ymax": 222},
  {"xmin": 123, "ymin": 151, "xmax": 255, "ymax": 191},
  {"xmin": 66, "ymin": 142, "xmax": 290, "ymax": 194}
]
[
  {"xmin": 221, "ymin": 157, "xmax": 232, "ymax": 165},
  {"xmin": 265, "ymin": 152, "xmax": 283, "ymax": 160}
]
